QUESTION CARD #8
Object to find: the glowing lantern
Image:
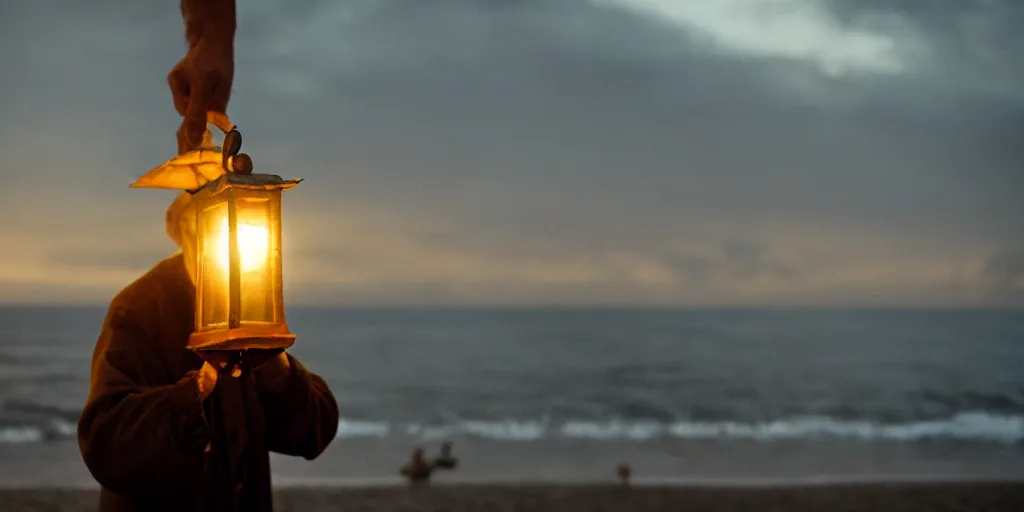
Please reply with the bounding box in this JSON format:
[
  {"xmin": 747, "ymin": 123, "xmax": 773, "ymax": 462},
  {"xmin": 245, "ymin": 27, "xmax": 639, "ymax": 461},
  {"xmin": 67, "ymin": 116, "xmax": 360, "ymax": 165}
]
[{"xmin": 131, "ymin": 113, "xmax": 302, "ymax": 352}]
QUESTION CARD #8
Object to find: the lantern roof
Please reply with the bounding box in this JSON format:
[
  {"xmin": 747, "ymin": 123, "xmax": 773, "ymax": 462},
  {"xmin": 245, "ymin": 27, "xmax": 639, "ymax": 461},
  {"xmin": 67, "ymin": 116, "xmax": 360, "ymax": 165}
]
[{"xmin": 131, "ymin": 146, "xmax": 227, "ymax": 190}]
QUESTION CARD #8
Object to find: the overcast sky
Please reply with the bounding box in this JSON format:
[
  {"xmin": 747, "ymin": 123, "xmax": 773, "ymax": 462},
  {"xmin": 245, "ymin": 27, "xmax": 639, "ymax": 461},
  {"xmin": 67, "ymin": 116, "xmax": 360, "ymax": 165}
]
[{"xmin": 1, "ymin": 0, "xmax": 1022, "ymax": 307}]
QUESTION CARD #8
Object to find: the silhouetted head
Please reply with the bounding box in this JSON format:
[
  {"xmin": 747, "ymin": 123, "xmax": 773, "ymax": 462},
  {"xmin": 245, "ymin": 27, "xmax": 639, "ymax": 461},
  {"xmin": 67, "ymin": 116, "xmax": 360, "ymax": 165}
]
[
  {"xmin": 441, "ymin": 441, "xmax": 452, "ymax": 456},
  {"xmin": 412, "ymin": 448, "xmax": 425, "ymax": 464}
]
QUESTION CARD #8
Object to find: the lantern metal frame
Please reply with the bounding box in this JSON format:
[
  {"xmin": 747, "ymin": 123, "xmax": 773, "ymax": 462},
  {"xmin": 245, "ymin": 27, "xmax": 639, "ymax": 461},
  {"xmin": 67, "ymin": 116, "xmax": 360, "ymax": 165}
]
[
  {"xmin": 180, "ymin": 124, "xmax": 302, "ymax": 352},
  {"xmin": 187, "ymin": 171, "xmax": 301, "ymax": 352}
]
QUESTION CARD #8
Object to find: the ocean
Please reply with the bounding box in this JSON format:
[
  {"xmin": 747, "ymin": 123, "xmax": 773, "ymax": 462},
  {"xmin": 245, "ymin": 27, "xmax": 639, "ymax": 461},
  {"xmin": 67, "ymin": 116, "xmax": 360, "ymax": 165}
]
[{"xmin": 1, "ymin": 306, "xmax": 1023, "ymax": 487}]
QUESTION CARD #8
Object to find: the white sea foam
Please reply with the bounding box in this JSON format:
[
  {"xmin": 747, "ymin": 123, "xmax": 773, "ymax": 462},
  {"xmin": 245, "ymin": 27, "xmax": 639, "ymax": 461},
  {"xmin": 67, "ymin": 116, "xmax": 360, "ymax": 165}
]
[
  {"xmin": 0, "ymin": 418, "xmax": 77, "ymax": 444},
  {"xmin": 2, "ymin": 412, "xmax": 1022, "ymax": 445},
  {"xmin": 0, "ymin": 426, "xmax": 46, "ymax": 444},
  {"xmin": 328, "ymin": 411, "xmax": 1024, "ymax": 444},
  {"xmin": 336, "ymin": 419, "xmax": 391, "ymax": 438}
]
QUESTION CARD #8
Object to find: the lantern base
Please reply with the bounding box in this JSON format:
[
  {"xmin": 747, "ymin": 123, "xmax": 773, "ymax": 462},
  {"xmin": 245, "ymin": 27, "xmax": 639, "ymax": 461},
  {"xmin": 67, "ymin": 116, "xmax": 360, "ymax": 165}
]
[
  {"xmin": 189, "ymin": 329, "xmax": 296, "ymax": 352},
  {"xmin": 195, "ymin": 347, "xmax": 286, "ymax": 371}
]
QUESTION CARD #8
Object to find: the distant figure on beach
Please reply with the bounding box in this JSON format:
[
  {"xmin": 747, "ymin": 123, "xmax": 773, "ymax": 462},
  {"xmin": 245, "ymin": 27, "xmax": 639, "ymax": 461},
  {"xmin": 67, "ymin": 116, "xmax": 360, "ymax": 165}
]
[
  {"xmin": 434, "ymin": 441, "xmax": 459, "ymax": 470},
  {"xmin": 75, "ymin": 2, "xmax": 339, "ymax": 512},
  {"xmin": 400, "ymin": 448, "xmax": 435, "ymax": 484},
  {"xmin": 617, "ymin": 463, "xmax": 632, "ymax": 486}
]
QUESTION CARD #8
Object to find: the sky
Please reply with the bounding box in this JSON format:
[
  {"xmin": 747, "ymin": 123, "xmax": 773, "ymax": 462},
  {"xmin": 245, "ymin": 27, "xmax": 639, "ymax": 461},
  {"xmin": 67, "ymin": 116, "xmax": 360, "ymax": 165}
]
[{"xmin": 0, "ymin": 0, "xmax": 1022, "ymax": 307}]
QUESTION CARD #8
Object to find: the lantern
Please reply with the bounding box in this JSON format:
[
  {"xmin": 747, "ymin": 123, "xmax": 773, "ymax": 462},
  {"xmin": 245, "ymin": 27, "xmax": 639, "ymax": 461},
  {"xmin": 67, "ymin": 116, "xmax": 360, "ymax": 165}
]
[
  {"xmin": 131, "ymin": 113, "xmax": 302, "ymax": 353},
  {"xmin": 187, "ymin": 170, "xmax": 301, "ymax": 351}
]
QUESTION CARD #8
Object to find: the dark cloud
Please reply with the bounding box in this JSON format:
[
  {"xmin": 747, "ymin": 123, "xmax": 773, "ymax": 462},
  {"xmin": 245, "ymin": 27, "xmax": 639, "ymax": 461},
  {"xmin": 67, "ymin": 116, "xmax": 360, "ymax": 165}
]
[{"xmin": 979, "ymin": 247, "xmax": 1024, "ymax": 307}]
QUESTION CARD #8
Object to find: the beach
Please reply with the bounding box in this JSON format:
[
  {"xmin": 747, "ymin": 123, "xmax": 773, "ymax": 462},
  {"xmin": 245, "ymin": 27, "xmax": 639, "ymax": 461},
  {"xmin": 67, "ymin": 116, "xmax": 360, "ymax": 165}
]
[
  {"xmin": 4, "ymin": 481, "xmax": 1024, "ymax": 512},
  {"xmin": 3, "ymin": 308, "xmax": 1024, "ymax": 510}
]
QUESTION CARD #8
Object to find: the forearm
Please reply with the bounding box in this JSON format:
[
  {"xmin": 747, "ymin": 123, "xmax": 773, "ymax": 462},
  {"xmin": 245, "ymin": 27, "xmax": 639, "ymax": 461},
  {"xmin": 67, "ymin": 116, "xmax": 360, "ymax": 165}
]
[
  {"xmin": 78, "ymin": 372, "xmax": 211, "ymax": 496},
  {"xmin": 256, "ymin": 354, "xmax": 339, "ymax": 459},
  {"xmin": 181, "ymin": 0, "xmax": 236, "ymax": 47}
]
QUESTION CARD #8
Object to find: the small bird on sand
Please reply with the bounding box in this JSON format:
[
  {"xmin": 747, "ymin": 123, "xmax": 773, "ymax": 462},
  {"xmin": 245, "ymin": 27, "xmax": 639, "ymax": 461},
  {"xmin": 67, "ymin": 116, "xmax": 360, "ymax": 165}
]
[
  {"xmin": 434, "ymin": 441, "xmax": 459, "ymax": 470},
  {"xmin": 400, "ymin": 448, "xmax": 435, "ymax": 484},
  {"xmin": 616, "ymin": 463, "xmax": 632, "ymax": 486}
]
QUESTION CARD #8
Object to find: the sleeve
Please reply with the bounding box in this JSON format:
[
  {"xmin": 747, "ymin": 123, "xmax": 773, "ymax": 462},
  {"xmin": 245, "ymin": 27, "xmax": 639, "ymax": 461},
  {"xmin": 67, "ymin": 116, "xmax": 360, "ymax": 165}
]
[
  {"xmin": 77, "ymin": 305, "xmax": 212, "ymax": 497},
  {"xmin": 254, "ymin": 353, "xmax": 339, "ymax": 460}
]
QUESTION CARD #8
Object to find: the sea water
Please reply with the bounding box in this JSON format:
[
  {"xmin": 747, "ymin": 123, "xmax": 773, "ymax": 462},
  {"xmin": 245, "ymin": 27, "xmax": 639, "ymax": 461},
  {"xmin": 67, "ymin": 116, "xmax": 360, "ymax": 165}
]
[{"xmin": 1, "ymin": 306, "xmax": 1023, "ymax": 486}]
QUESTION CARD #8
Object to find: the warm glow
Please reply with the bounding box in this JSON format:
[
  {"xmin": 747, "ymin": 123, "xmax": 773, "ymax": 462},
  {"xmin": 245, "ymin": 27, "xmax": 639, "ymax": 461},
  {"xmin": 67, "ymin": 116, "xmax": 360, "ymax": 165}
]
[{"xmin": 214, "ymin": 219, "xmax": 269, "ymax": 273}]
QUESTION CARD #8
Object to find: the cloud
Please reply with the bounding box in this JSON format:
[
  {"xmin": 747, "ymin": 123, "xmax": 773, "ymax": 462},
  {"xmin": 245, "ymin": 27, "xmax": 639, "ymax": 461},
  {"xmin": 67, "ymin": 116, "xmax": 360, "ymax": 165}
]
[
  {"xmin": 591, "ymin": 0, "xmax": 927, "ymax": 77},
  {"xmin": 0, "ymin": 0, "xmax": 1022, "ymax": 307}
]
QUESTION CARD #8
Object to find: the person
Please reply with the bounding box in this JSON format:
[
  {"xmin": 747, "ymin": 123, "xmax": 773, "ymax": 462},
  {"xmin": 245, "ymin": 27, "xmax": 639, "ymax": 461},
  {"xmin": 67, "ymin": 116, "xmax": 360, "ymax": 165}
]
[
  {"xmin": 399, "ymin": 448, "xmax": 435, "ymax": 485},
  {"xmin": 616, "ymin": 462, "xmax": 632, "ymax": 486},
  {"xmin": 434, "ymin": 440, "xmax": 458, "ymax": 469},
  {"xmin": 76, "ymin": 1, "xmax": 339, "ymax": 511}
]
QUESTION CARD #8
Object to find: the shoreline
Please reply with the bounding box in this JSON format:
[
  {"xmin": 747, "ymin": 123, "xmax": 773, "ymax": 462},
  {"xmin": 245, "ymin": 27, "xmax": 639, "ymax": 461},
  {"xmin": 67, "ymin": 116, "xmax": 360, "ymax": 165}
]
[
  {"xmin": 4, "ymin": 480, "xmax": 1024, "ymax": 512},
  {"xmin": 4, "ymin": 474, "xmax": 1024, "ymax": 491},
  {"xmin": 270, "ymin": 474, "xmax": 1024, "ymax": 488}
]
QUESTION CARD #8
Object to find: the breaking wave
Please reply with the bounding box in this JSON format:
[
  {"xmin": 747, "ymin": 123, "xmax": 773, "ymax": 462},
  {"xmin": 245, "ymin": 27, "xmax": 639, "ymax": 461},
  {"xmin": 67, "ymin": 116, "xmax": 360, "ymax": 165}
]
[
  {"xmin": 2, "ymin": 409, "xmax": 1022, "ymax": 445},
  {"xmin": 331, "ymin": 411, "xmax": 1024, "ymax": 444},
  {"xmin": 0, "ymin": 419, "xmax": 77, "ymax": 444}
]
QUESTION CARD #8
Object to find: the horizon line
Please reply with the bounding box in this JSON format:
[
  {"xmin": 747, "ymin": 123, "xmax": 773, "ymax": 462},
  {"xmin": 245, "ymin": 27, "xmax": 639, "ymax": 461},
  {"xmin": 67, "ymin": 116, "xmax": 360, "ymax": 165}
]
[{"xmin": 0, "ymin": 303, "xmax": 1021, "ymax": 312}]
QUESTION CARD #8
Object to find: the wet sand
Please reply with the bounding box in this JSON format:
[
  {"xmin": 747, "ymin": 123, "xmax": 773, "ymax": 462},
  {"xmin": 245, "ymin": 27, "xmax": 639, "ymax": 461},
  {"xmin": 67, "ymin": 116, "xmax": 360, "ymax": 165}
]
[{"xmin": 3, "ymin": 481, "xmax": 1024, "ymax": 511}]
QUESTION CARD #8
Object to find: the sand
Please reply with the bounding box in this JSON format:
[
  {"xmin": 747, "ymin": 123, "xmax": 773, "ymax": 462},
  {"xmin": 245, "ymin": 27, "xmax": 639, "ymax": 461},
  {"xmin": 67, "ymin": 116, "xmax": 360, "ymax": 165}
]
[{"xmin": 3, "ymin": 481, "xmax": 1024, "ymax": 512}]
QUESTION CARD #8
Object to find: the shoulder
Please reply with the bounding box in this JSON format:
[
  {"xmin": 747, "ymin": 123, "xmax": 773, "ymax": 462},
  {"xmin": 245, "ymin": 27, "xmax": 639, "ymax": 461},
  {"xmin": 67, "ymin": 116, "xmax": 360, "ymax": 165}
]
[
  {"xmin": 91, "ymin": 255, "xmax": 197, "ymax": 385},
  {"xmin": 108, "ymin": 254, "xmax": 193, "ymax": 325}
]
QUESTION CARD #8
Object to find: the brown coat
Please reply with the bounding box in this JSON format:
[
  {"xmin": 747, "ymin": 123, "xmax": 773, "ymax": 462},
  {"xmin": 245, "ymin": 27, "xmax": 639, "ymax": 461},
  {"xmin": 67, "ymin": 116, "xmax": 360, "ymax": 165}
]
[{"xmin": 77, "ymin": 254, "xmax": 339, "ymax": 511}]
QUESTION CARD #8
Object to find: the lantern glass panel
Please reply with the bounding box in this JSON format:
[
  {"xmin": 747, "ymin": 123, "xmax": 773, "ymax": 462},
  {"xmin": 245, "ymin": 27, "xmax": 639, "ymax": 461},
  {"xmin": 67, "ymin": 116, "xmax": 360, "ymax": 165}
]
[
  {"xmin": 197, "ymin": 199, "xmax": 230, "ymax": 331},
  {"xmin": 234, "ymin": 190, "xmax": 282, "ymax": 325}
]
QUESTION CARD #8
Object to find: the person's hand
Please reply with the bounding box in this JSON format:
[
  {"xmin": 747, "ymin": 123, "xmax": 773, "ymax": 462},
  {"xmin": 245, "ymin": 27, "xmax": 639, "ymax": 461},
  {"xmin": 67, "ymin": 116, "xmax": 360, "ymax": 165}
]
[
  {"xmin": 197, "ymin": 361, "xmax": 219, "ymax": 400},
  {"xmin": 168, "ymin": 37, "xmax": 234, "ymax": 155}
]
